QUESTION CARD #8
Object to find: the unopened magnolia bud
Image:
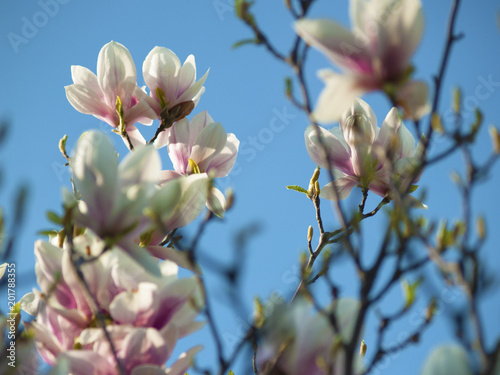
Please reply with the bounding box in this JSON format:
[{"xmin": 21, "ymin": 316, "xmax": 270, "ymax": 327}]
[
  {"xmin": 488, "ymin": 126, "xmax": 500, "ymax": 154},
  {"xmin": 225, "ymin": 189, "xmax": 235, "ymax": 211},
  {"xmin": 431, "ymin": 113, "xmax": 444, "ymax": 134},
  {"xmin": 359, "ymin": 340, "xmax": 367, "ymax": 357},
  {"xmin": 311, "ymin": 167, "xmax": 320, "ymax": 184},
  {"xmin": 59, "ymin": 135, "xmax": 68, "ymax": 158},
  {"xmin": 426, "ymin": 299, "xmax": 437, "ymax": 322},
  {"xmin": 307, "ymin": 225, "xmax": 313, "ymax": 242},
  {"xmin": 314, "ymin": 181, "xmax": 320, "ymax": 196},
  {"xmin": 453, "ymin": 87, "xmax": 461, "ymax": 114},
  {"xmin": 476, "ymin": 216, "xmax": 486, "ymax": 240}
]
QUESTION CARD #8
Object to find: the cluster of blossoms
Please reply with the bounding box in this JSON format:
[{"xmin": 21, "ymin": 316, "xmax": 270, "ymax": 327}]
[{"xmin": 20, "ymin": 41, "xmax": 240, "ymax": 373}]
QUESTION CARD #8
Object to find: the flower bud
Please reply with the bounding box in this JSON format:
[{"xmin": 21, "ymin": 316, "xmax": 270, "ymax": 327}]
[
  {"xmin": 359, "ymin": 340, "xmax": 367, "ymax": 357},
  {"xmin": 488, "ymin": 126, "xmax": 500, "ymax": 154},
  {"xmin": 307, "ymin": 226, "xmax": 313, "ymax": 243},
  {"xmin": 431, "ymin": 113, "xmax": 444, "ymax": 134},
  {"xmin": 476, "ymin": 216, "xmax": 486, "ymax": 241}
]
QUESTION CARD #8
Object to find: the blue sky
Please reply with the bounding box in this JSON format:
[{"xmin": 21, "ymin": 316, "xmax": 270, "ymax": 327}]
[{"xmin": 1, "ymin": 0, "xmax": 500, "ymax": 374}]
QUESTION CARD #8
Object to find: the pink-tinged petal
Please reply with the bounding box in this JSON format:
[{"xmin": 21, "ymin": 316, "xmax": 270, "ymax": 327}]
[
  {"xmin": 119, "ymin": 144, "xmax": 161, "ymax": 186},
  {"xmin": 125, "ymin": 125, "xmax": 147, "ymax": 149},
  {"xmin": 177, "ymin": 69, "xmax": 209, "ymax": 106},
  {"xmin": 191, "ymin": 122, "xmax": 228, "ymax": 172},
  {"xmin": 110, "ymin": 282, "xmax": 159, "ymax": 326},
  {"xmin": 65, "ymin": 84, "xmax": 116, "ymax": 126},
  {"xmin": 165, "ymin": 346, "xmax": 203, "ymax": 375},
  {"xmin": 304, "ymin": 125, "xmax": 352, "ymax": 174},
  {"xmin": 314, "ymin": 70, "xmax": 366, "ymax": 123},
  {"xmin": 124, "ymin": 101, "xmax": 157, "ymax": 127},
  {"xmin": 396, "ymin": 80, "xmax": 430, "ymax": 120},
  {"xmin": 20, "ymin": 292, "xmax": 40, "ymax": 316},
  {"xmin": 398, "ymin": 121, "xmax": 417, "ymax": 158},
  {"xmin": 375, "ymin": 107, "xmax": 402, "ymax": 151},
  {"xmin": 178, "ymin": 55, "xmax": 196, "ymax": 96},
  {"xmin": 72, "ymin": 132, "xmax": 119, "ymax": 228},
  {"xmin": 143, "ymin": 47, "xmax": 181, "ymax": 104},
  {"xmin": 295, "ymin": 18, "xmax": 373, "ymax": 74},
  {"xmin": 208, "ymin": 133, "xmax": 239, "ymax": 177},
  {"xmin": 165, "ymin": 118, "xmax": 191, "ymax": 173},
  {"xmin": 57, "ymin": 350, "xmax": 116, "ymax": 375},
  {"xmin": 162, "ymin": 174, "xmax": 209, "ymax": 230},
  {"xmin": 206, "ymin": 186, "xmax": 226, "ymax": 218},
  {"xmin": 319, "ymin": 176, "xmax": 358, "ymax": 200},
  {"xmin": 120, "ymin": 328, "xmax": 169, "ymax": 371},
  {"xmin": 158, "ymin": 170, "xmax": 183, "ymax": 184},
  {"xmin": 187, "ymin": 111, "xmax": 214, "ymax": 148},
  {"xmin": 24, "ymin": 320, "xmax": 63, "ymax": 366},
  {"xmin": 71, "ymin": 65, "xmax": 101, "ymax": 95},
  {"xmin": 97, "ymin": 41, "xmax": 137, "ymax": 106},
  {"xmin": 341, "ymin": 97, "xmax": 378, "ymax": 132}
]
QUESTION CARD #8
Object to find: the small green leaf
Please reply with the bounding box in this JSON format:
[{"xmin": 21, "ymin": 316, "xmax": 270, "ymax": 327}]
[
  {"xmin": 408, "ymin": 185, "xmax": 419, "ymax": 193},
  {"xmin": 286, "ymin": 185, "xmax": 308, "ymax": 194},
  {"xmin": 38, "ymin": 230, "xmax": 58, "ymax": 237},
  {"xmin": 228, "ymin": 371, "xmax": 235, "ymax": 375},
  {"xmin": 232, "ymin": 38, "xmax": 259, "ymax": 49},
  {"xmin": 46, "ymin": 211, "xmax": 63, "ymax": 225}
]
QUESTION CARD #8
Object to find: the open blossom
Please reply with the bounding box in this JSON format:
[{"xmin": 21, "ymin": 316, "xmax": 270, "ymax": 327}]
[
  {"xmin": 295, "ymin": 0, "xmax": 428, "ymax": 121},
  {"xmin": 21, "ymin": 232, "xmax": 203, "ymax": 375},
  {"xmin": 143, "ymin": 46, "xmax": 208, "ymax": 122},
  {"xmin": 71, "ymin": 131, "xmax": 209, "ymax": 271},
  {"xmin": 305, "ymin": 98, "xmax": 425, "ymax": 206},
  {"xmin": 421, "ymin": 345, "xmax": 473, "ymax": 375},
  {"xmin": 256, "ymin": 298, "xmax": 363, "ymax": 375},
  {"xmin": 155, "ymin": 111, "xmax": 239, "ymax": 217},
  {"xmin": 65, "ymin": 41, "xmax": 157, "ymax": 147}
]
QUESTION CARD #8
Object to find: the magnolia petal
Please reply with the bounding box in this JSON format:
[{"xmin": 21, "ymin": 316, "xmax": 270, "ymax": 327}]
[
  {"xmin": 164, "ymin": 118, "xmax": 191, "ymax": 174},
  {"xmin": 158, "ymin": 170, "xmax": 183, "ymax": 184},
  {"xmin": 396, "ymin": 80, "xmax": 430, "ymax": 120},
  {"xmin": 65, "ymin": 84, "xmax": 115, "ymax": 125},
  {"xmin": 109, "ymin": 282, "xmax": 159, "ymax": 326},
  {"xmin": 119, "ymin": 144, "xmax": 161, "ymax": 186},
  {"xmin": 315, "ymin": 70, "xmax": 365, "ymax": 123},
  {"xmin": 20, "ymin": 292, "xmax": 40, "ymax": 316},
  {"xmin": 143, "ymin": 46, "xmax": 181, "ymax": 105},
  {"xmin": 131, "ymin": 365, "xmax": 166, "ymax": 375},
  {"xmin": 71, "ymin": 65, "xmax": 101, "ymax": 95},
  {"xmin": 319, "ymin": 176, "xmax": 358, "ymax": 200},
  {"xmin": 187, "ymin": 111, "xmax": 215, "ymax": 147},
  {"xmin": 57, "ymin": 350, "xmax": 116, "ymax": 375},
  {"xmin": 398, "ymin": 122, "xmax": 417, "ymax": 159},
  {"xmin": 208, "ymin": 133, "xmax": 240, "ymax": 178},
  {"xmin": 304, "ymin": 125, "xmax": 352, "ymax": 173},
  {"xmin": 340, "ymin": 97, "xmax": 378, "ymax": 138},
  {"xmin": 421, "ymin": 345, "xmax": 472, "ymax": 375},
  {"xmin": 97, "ymin": 41, "xmax": 137, "ymax": 106},
  {"xmin": 295, "ymin": 18, "xmax": 373, "ymax": 74},
  {"xmin": 124, "ymin": 100, "xmax": 157, "ymax": 127},
  {"xmin": 165, "ymin": 346, "xmax": 203, "ymax": 375},
  {"xmin": 150, "ymin": 178, "xmax": 183, "ymax": 220},
  {"xmin": 191, "ymin": 122, "xmax": 228, "ymax": 172},
  {"xmin": 206, "ymin": 187, "xmax": 226, "ymax": 218},
  {"xmin": 375, "ymin": 107, "xmax": 402, "ymax": 151},
  {"xmin": 177, "ymin": 69, "xmax": 209, "ymax": 106},
  {"xmin": 178, "ymin": 55, "xmax": 196, "ymax": 96}
]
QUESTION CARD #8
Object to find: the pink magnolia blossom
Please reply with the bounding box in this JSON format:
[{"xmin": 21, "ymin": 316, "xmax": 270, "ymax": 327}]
[
  {"xmin": 155, "ymin": 111, "xmax": 239, "ymax": 218},
  {"xmin": 295, "ymin": 0, "xmax": 428, "ymax": 122},
  {"xmin": 256, "ymin": 298, "xmax": 363, "ymax": 375},
  {"xmin": 21, "ymin": 232, "xmax": 203, "ymax": 374},
  {"xmin": 65, "ymin": 41, "xmax": 157, "ymax": 147},
  {"xmin": 305, "ymin": 98, "xmax": 425, "ymax": 206},
  {"xmin": 143, "ymin": 46, "xmax": 208, "ymax": 121}
]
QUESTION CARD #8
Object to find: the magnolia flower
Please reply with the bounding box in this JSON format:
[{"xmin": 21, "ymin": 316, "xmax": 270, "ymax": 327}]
[
  {"xmin": 421, "ymin": 345, "xmax": 473, "ymax": 375},
  {"xmin": 21, "ymin": 233, "xmax": 203, "ymax": 374},
  {"xmin": 256, "ymin": 298, "xmax": 363, "ymax": 375},
  {"xmin": 65, "ymin": 41, "xmax": 157, "ymax": 147},
  {"xmin": 143, "ymin": 46, "xmax": 208, "ymax": 123},
  {"xmin": 72, "ymin": 131, "xmax": 160, "ymax": 244},
  {"xmin": 305, "ymin": 98, "xmax": 425, "ymax": 207},
  {"xmin": 155, "ymin": 111, "xmax": 239, "ymax": 218},
  {"xmin": 295, "ymin": 0, "xmax": 428, "ymax": 121}
]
